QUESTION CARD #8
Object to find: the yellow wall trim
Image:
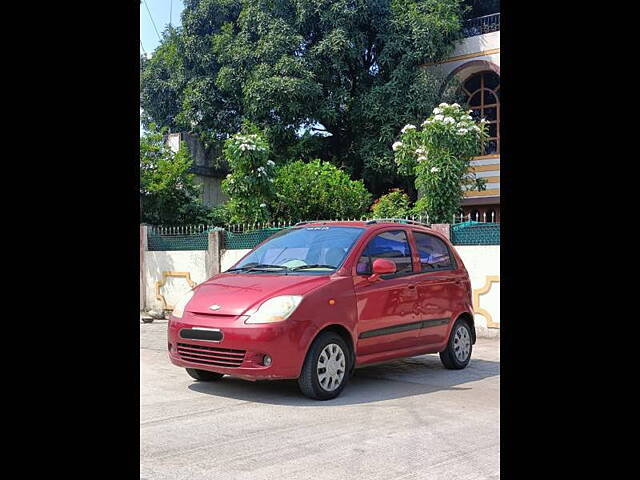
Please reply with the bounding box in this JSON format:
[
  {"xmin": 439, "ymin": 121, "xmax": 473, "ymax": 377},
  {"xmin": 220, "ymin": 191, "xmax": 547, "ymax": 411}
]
[
  {"xmin": 423, "ymin": 48, "xmax": 500, "ymax": 67},
  {"xmin": 473, "ymin": 275, "xmax": 500, "ymax": 329},
  {"xmin": 471, "ymin": 164, "xmax": 500, "ymax": 172},
  {"xmin": 464, "ymin": 188, "xmax": 500, "ymax": 198},
  {"xmin": 473, "ymin": 154, "xmax": 500, "ymax": 160},
  {"xmin": 155, "ymin": 271, "xmax": 197, "ymax": 310},
  {"xmin": 479, "ymin": 176, "xmax": 500, "ymax": 184}
]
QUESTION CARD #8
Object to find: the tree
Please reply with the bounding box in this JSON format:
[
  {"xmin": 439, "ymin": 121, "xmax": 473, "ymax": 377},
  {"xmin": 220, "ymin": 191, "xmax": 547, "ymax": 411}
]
[
  {"xmin": 140, "ymin": 0, "xmax": 466, "ymax": 197},
  {"xmin": 140, "ymin": 124, "xmax": 209, "ymax": 225},
  {"xmin": 393, "ymin": 102, "xmax": 487, "ymax": 223}
]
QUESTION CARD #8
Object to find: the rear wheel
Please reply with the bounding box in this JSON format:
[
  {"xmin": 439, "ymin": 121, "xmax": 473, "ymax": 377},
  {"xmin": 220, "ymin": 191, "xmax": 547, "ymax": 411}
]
[
  {"xmin": 298, "ymin": 332, "xmax": 350, "ymax": 400},
  {"xmin": 185, "ymin": 368, "xmax": 225, "ymax": 381},
  {"xmin": 439, "ymin": 319, "xmax": 473, "ymax": 369}
]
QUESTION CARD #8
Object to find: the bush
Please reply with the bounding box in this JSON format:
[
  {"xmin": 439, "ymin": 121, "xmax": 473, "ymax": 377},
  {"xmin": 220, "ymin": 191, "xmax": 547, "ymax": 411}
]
[
  {"xmin": 205, "ymin": 204, "xmax": 231, "ymax": 226},
  {"xmin": 272, "ymin": 160, "xmax": 372, "ymax": 221},
  {"xmin": 371, "ymin": 189, "xmax": 412, "ymax": 218}
]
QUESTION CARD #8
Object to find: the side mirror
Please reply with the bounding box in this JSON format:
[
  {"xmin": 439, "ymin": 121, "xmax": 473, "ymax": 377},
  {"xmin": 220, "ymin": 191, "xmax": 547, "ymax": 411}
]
[
  {"xmin": 368, "ymin": 258, "xmax": 396, "ymax": 282},
  {"xmin": 372, "ymin": 258, "xmax": 397, "ymax": 274}
]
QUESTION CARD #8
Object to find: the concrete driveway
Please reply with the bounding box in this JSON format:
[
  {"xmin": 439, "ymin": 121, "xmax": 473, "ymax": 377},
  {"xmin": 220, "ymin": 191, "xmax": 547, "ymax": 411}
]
[{"xmin": 141, "ymin": 321, "xmax": 500, "ymax": 480}]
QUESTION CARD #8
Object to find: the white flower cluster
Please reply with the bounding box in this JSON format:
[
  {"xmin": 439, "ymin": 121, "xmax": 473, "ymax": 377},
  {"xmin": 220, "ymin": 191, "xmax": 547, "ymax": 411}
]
[
  {"xmin": 234, "ymin": 133, "xmax": 267, "ymax": 152},
  {"xmin": 423, "ymin": 102, "xmax": 483, "ymax": 136},
  {"xmin": 415, "ymin": 147, "xmax": 428, "ymax": 162},
  {"xmin": 393, "ymin": 102, "xmax": 484, "ymax": 163}
]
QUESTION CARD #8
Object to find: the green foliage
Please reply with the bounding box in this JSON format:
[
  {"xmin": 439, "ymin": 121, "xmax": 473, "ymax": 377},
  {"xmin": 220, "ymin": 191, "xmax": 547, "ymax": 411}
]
[
  {"xmin": 221, "ymin": 125, "xmax": 276, "ymax": 223},
  {"xmin": 410, "ymin": 196, "xmax": 430, "ymax": 217},
  {"xmin": 140, "ymin": 124, "xmax": 209, "ymax": 225},
  {"xmin": 205, "ymin": 204, "xmax": 231, "ymax": 226},
  {"xmin": 371, "ymin": 189, "xmax": 412, "ymax": 218},
  {"xmin": 393, "ymin": 102, "xmax": 487, "ymax": 223},
  {"xmin": 140, "ymin": 28, "xmax": 186, "ymax": 130},
  {"xmin": 272, "ymin": 159, "xmax": 372, "ymax": 221},
  {"xmin": 140, "ymin": 0, "xmax": 467, "ymax": 197}
]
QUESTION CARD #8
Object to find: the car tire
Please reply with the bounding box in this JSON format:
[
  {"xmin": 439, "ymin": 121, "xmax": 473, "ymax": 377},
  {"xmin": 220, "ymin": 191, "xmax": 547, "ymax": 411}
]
[
  {"xmin": 439, "ymin": 318, "xmax": 473, "ymax": 370},
  {"xmin": 298, "ymin": 332, "xmax": 350, "ymax": 400},
  {"xmin": 185, "ymin": 368, "xmax": 225, "ymax": 381}
]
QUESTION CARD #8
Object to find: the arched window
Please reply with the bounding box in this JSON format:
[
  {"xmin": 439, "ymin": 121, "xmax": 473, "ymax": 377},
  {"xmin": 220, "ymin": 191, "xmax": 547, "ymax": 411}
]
[{"xmin": 462, "ymin": 71, "xmax": 500, "ymax": 154}]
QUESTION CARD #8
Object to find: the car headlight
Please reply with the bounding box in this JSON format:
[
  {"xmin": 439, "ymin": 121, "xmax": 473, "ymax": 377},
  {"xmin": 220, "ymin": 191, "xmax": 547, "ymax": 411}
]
[
  {"xmin": 244, "ymin": 295, "xmax": 303, "ymax": 324},
  {"xmin": 172, "ymin": 290, "xmax": 195, "ymax": 318}
]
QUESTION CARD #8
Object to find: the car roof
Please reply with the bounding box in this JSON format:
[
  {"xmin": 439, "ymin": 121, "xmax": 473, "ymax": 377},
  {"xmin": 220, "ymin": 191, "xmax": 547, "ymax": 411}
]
[{"xmin": 294, "ymin": 219, "xmax": 433, "ymax": 230}]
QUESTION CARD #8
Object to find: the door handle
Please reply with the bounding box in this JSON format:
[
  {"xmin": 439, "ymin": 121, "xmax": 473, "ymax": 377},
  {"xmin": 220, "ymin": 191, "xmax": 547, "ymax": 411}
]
[{"xmin": 408, "ymin": 284, "xmax": 416, "ymax": 289}]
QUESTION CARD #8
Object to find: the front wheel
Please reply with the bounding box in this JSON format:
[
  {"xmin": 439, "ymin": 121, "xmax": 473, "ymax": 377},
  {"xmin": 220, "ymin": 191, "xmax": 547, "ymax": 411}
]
[
  {"xmin": 298, "ymin": 332, "xmax": 350, "ymax": 400},
  {"xmin": 439, "ymin": 319, "xmax": 473, "ymax": 369},
  {"xmin": 186, "ymin": 368, "xmax": 225, "ymax": 381}
]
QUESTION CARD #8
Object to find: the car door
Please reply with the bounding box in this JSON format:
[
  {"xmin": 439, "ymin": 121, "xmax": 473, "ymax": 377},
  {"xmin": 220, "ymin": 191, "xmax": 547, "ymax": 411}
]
[
  {"xmin": 353, "ymin": 229, "xmax": 421, "ymax": 356},
  {"xmin": 410, "ymin": 229, "xmax": 463, "ymax": 346}
]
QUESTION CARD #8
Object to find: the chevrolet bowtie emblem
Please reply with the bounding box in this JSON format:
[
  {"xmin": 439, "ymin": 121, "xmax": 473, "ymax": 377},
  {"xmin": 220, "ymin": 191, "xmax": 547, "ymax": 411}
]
[{"xmin": 209, "ymin": 304, "xmax": 221, "ymax": 311}]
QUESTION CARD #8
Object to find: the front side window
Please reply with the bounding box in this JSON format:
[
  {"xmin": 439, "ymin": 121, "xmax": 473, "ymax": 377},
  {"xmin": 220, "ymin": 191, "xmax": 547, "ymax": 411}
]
[
  {"xmin": 414, "ymin": 232, "xmax": 453, "ymax": 271},
  {"xmin": 356, "ymin": 230, "xmax": 413, "ymax": 275},
  {"xmin": 231, "ymin": 226, "xmax": 364, "ymax": 274}
]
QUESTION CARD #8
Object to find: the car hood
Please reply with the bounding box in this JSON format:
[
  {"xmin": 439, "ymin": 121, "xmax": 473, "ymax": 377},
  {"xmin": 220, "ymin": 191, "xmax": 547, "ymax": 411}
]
[{"xmin": 186, "ymin": 272, "xmax": 332, "ymax": 316}]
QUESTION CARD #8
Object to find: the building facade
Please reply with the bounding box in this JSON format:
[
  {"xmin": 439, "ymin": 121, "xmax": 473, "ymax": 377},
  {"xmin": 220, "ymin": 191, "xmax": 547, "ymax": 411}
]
[
  {"xmin": 426, "ymin": 7, "xmax": 501, "ymax": 222},
  {"xmin": 167, "ymin": 132, "xmax": 229, "ymax": 208}
]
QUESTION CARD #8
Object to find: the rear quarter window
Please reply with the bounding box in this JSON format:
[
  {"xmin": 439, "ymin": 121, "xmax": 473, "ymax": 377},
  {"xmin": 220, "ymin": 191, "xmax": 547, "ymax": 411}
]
[{"xmin": 413, "ymin": 231, "xmax": 455, "ymax": 271}]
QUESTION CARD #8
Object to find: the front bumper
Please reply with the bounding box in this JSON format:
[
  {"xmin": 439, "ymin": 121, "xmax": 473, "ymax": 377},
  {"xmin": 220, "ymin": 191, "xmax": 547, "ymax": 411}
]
[{"xmin": 168, "ymin": 311, "xmax": 310, "ymax": 380}]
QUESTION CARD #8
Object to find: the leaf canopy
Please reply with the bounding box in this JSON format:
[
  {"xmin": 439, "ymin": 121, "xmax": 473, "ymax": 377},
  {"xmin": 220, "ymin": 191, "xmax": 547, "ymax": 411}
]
[{"xmin": 140, "ymin": 0, "xmax": 466, "ymax": 196}]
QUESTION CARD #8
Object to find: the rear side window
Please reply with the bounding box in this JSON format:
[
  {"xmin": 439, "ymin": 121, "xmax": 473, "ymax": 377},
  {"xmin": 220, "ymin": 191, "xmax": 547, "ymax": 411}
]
[
  {"xmin": 414, "ymin": 232, "xmax": 453, "ymax": 271},
  {"xmin": 357, "ymin": 230, "xmax": 413, "ymax": 275}
]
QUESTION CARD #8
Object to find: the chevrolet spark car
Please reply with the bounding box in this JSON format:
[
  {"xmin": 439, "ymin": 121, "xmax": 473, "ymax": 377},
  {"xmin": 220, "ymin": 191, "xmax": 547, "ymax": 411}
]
[{"xmin": 168, "ymin": 220, "xmax": 475, "ymax": 400}]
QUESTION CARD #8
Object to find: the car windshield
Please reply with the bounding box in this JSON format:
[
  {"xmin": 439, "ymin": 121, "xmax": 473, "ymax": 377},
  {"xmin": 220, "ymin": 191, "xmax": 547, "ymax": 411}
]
[{"xmin": 229, "ymin": 226, "xmax": 365, "ymax": 274}]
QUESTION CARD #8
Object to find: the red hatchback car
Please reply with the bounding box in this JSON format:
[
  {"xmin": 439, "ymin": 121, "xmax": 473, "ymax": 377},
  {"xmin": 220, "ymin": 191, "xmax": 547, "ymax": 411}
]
[{"xmin": 168, "ymin": 219, "xmax": 475, "ymax": 400}]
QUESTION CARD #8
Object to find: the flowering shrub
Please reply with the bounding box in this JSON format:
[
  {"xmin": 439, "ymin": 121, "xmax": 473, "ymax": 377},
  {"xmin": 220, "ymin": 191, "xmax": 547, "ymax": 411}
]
[
  {"xmin": 272, "ymin": 160, "xmax": 372, "ymax": 221},
  {"xmin": 393, "ymin": 103, "xmax": 487, "ymax": 223},
  {"xmin": 371, "ymin": 189, "xmax": 412, "ymax": 218},
  {"xmin": 221, "ymin": 128, "xmax": 276, "ymax": 223}
]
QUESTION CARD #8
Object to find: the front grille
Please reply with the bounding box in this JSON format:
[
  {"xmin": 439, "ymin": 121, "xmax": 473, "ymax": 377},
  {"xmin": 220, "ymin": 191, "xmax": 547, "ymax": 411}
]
[{"xmin": 177, "ymin": 342, "xmax": 246, "ymax": 368}]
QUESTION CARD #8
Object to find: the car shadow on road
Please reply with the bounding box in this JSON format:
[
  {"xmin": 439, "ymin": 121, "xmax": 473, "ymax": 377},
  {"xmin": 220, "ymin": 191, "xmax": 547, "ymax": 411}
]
[{"xmin": 187, "ymin": 354, "xmax": 499, "ymax": 406}]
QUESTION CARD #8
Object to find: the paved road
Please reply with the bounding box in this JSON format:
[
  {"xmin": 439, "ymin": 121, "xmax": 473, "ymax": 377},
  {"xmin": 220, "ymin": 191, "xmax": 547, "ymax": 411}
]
[{"xmin": 141, "ymin": 321, "xmax": 500, "ymax": 480}]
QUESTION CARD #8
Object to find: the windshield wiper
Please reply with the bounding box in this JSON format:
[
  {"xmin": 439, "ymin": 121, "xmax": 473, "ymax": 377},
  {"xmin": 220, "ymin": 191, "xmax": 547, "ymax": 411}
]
[
  {"xmin": 228, "ymin": 263, "xmax": 290, "ymax": 273},
  {"xmin": 228, "ymin": 263, "xmax": 337, "ymax": 273},
  {"xmin": 290, "ymin": 264, "xmax": 337, "ymax": 271}
]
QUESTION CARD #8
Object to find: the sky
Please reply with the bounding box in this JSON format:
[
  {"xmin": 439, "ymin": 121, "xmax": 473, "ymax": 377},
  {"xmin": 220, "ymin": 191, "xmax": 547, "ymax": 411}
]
[
  {"xmin": 141, "ymin": 1, "xmax": 185, "ymax": 134},
  {"xmin": 140, "ymin": 0, "xmax": 184, "ymax": 56}
]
